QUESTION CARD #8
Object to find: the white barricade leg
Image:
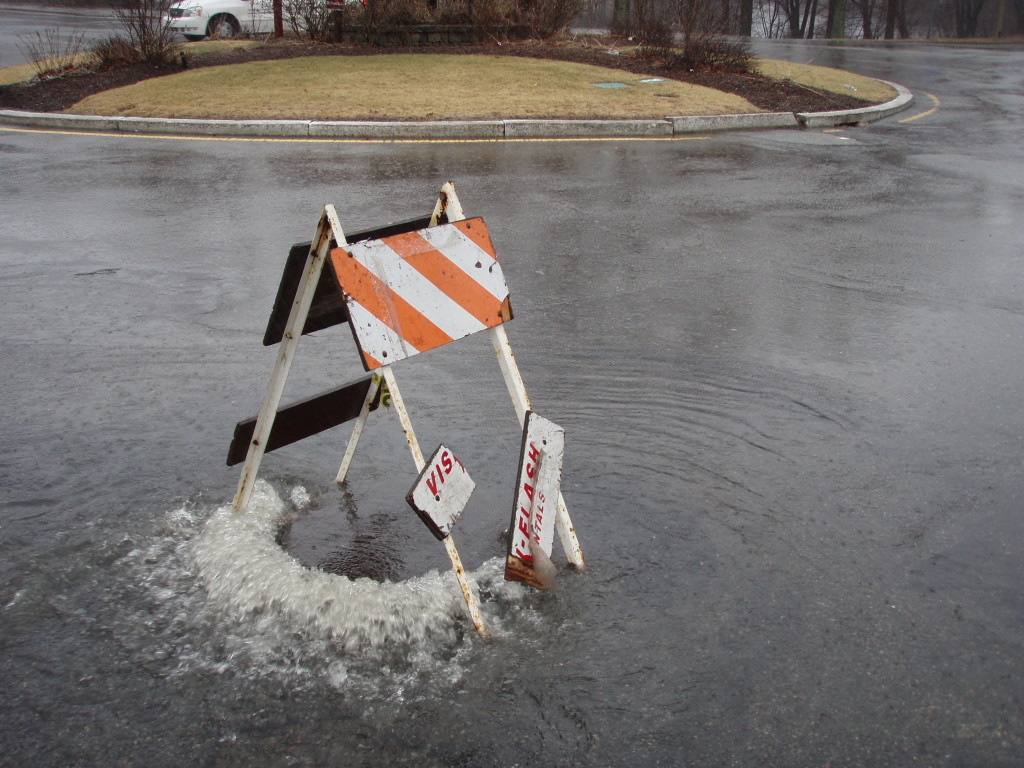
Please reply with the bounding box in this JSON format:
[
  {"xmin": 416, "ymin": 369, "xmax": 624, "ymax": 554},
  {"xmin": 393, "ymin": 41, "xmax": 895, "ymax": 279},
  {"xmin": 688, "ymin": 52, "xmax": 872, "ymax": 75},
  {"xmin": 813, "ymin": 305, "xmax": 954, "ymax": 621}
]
[
  {"xmin": 443, "ymin": 535, "xmax": 486, "ymax": 636},
  {"xmin": 381, "ymin": 365, "xmax": 486, "ymax": 635},
  {"xmin": 439, "ymin": 183, "xmax": 585, "ymax": 570},
  {"xmin": 232, "ymin": 205, "xmax": 344, "ymax": 514},
  {"xmin": 489, "ymin": 325, "xmax": 585, "ymax": 569},
  {"xmin": 489, "ymin": 325, "xmax": 531, "ymax": 428},
  {"xmin": 554, "ymin": 494, "xmax": 584, "ymax": 569},
  {"xmin": 430, "ymin": 180, "xmax": 464, "ymax": 226},
  {"xmin": 335, "ymin": 375, "xmax": 381, "ymax": 484},
  {"xmin": 381, "ymin": 366, "xmax": 425, "ymax": 468}
]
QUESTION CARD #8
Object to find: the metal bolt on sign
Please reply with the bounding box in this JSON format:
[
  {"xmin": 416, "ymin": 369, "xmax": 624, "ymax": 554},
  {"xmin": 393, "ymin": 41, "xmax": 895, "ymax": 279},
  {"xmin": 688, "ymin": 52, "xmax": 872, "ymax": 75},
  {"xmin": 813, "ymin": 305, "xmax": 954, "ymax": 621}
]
[{"xmin": 225, "ymin": 182, "xmax": 584, "ymax": 636}]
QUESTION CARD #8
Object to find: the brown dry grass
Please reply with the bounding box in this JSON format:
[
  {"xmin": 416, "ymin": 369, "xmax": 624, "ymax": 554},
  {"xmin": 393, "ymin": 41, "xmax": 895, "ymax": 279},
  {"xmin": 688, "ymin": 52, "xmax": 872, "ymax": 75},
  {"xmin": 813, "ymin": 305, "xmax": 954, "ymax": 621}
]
[
  {"xmin": 0, "ymin": 62, "xmax": 42, "ymax": 85},
  {"xmin": 756, "ymin": 58, "xmax": 896, "ymax": 102},
  {"xmin": 68, "ymin": 53, "xmax": 760, "ymax": 119},
  {"xmin": 0, "ymin": 40, "xmax": 257, "ymax": 85}
]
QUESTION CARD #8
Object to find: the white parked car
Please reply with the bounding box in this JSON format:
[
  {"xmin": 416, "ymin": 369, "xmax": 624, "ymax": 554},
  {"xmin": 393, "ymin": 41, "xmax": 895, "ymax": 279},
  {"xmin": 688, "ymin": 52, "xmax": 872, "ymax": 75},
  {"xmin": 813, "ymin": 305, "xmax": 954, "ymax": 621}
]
[{"xmin": 163, "ymin": 0, "xmax": 274, "ymax": 41}]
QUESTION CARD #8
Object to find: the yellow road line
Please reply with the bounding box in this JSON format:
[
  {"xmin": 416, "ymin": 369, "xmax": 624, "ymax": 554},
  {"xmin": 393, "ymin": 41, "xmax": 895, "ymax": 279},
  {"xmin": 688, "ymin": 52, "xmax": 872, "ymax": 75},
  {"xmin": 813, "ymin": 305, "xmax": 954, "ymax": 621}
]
[
  {"xmin": 898, "ymin": 92, "xmax": 941, "ymax": 123},
  {"xmin": 0, "ymin": 124, "xmax": 708, "ymax": 144}
]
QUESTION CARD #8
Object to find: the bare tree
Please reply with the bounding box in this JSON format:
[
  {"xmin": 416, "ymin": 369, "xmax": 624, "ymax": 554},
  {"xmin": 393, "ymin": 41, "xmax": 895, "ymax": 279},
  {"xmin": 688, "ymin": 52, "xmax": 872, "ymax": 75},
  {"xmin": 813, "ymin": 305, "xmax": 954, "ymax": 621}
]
[
  {"xmin": 757, "ymin": 0, "xmax": 788, "ymax": 35},
  {"xmin": 779, "ymin": 0, "xmax": 823, "ymax": 35},
  {"xmin": 674, "ymin": 0, "xmax": 726, "ymax": 48},
  {"xmin": 111, "ymin": 0, "xmax": 178, "ymax": 63},
  {"xmin": 952, "ymin": 0, "xmax": 989, "ymax": 34},
  {"xmin": 850, "ymin": 0, "xmax": 883, "ymax": 36}
]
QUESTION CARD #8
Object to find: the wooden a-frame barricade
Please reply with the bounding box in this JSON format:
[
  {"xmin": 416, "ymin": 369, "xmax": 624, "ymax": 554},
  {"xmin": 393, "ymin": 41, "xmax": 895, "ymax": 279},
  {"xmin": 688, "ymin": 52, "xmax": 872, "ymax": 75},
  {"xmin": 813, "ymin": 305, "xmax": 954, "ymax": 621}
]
[{"xmin": 227, "ymin": 182, "xmax": 584, "ymax": 635}]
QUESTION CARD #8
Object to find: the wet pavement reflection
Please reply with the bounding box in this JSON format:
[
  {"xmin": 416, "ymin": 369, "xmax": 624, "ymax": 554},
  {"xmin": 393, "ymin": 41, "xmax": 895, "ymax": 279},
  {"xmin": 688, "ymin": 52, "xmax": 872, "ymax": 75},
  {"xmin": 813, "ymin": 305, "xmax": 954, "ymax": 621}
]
[{"xmin": 1, "ymin": 35, "xmax": 1022, "ymax": 768}]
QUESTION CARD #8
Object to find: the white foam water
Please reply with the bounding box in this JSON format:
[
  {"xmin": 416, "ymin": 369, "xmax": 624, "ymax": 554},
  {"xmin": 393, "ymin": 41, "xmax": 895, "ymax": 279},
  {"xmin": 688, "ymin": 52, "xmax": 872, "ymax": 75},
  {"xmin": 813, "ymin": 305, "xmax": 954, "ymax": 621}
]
[
  {"xmin": 192, "ymin": 480, "xmax": 467, "ymax": 652},
  {"xmin": 127, "ymin": 480, "xmax": 533, "ymax": 695}
]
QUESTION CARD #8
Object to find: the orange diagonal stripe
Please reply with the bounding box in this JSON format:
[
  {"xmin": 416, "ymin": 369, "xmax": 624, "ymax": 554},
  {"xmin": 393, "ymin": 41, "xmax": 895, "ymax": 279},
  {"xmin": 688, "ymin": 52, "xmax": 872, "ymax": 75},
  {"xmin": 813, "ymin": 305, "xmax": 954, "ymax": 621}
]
[
  {"xmin": 384, "ymin": 230, "xmax": 504, "ymax": 326},
  {"xmin": 453, "ymin": 218, "xmax": 498, "ymax": 260},
  {"xmin": 361, "ymin": 350, "xmax": 383, "ymax": 370},
  {"xmin": 330, "ymin": 246, "xmax": 454, "ymax": 353}
]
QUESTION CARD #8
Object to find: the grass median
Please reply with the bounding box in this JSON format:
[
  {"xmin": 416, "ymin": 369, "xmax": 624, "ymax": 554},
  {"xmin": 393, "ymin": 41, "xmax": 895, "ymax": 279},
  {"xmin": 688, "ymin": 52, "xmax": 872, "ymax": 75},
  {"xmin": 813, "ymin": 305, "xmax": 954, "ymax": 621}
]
[
  {"xmin": 1, "ymin": 41, "xmax": 896, "ymax": 120},
  {"xmin": 755, "ymin": 59, "xmax": 895, "ymax": 103},
  {"xmin": 67, "ymin": 54, "xmax": 761, "ymax": 120}
]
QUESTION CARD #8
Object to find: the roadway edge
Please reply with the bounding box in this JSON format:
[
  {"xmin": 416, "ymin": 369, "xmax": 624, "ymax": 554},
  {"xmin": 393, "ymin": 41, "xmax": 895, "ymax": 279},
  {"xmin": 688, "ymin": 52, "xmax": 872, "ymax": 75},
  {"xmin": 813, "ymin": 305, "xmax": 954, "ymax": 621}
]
[{"xmin": 0, "ymin": 80, "xmax": 913, "ymax": 139}]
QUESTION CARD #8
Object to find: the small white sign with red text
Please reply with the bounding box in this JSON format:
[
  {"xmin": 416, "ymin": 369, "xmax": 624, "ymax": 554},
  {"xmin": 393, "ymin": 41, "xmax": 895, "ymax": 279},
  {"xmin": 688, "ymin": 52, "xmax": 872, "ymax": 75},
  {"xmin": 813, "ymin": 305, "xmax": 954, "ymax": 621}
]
[
  {"xmin": 504, "ymin": 412, "xmax": 564, "ymax": 589},
  {"xmin": 407, "ymin": 444, "xmax": 474, "ymax": 541}
]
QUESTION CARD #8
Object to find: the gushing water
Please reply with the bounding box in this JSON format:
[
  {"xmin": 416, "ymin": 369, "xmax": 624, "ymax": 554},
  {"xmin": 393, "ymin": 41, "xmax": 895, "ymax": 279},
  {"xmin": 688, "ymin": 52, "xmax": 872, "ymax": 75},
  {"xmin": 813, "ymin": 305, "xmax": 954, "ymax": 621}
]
[
  {"xmin": 125, "ymin": 481, "xmax": 533, "ymax": 695},
  {"xmin": 193, "ymin": 480, "xmax": 467, "ymax": 652}
]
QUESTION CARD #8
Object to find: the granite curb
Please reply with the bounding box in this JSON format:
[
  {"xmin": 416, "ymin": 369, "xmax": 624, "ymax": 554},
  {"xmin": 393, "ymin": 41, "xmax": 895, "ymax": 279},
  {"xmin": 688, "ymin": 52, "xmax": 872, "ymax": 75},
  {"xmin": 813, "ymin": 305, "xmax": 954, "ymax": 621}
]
[{"xmin": 0, "ymin": 80, "xmax": 913, "ymax": 139}]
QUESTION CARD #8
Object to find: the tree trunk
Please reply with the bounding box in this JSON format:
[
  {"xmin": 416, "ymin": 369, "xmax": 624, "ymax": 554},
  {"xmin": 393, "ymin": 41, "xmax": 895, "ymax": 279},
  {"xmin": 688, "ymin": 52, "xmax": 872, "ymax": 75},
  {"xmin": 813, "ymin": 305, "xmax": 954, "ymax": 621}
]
[
  {"xmin": 613, "ymin": 0, "xmax": 631, "ymax": 28},
  {"xmin": 855, "ymin": 0, "xmax": 875, "ymax": 38},
  {"xmin": 797, "ymin": 0, "xmax": 821, "ymax": 36},
  {"xmin": 740, "ymin": 0, "xmax": 754, "ymax": 35},
  {"xmin": 827, "ymin": 0, "xmax": 848, "ymax": 37},
  {"xmin": 787, "ymin": 0, "xmax": 803, "ymax": 35},
  {"xmin": 896, "ymin": 0, "xmax": 910, "ymax": 36},
  {"xmin": 884, "ymin": 0, "xmax": 897, "ymax": 38}
]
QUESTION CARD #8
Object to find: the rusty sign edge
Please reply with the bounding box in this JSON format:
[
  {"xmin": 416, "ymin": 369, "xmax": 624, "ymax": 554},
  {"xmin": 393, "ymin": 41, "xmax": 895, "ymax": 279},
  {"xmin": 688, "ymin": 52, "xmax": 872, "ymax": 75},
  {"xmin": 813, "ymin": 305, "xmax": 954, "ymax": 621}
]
[{"xmin": 504, "ymin": 411, "xmax": 565, "ymax": 589}]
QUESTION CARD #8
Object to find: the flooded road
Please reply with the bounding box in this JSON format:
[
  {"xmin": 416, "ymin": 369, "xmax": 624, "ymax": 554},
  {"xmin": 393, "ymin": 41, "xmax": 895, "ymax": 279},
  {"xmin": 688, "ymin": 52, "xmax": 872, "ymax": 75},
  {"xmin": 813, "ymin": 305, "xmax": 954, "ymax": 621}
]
[{"xmin": 1, "ymin": 39, "xmax": 1023, "ymax": 766}]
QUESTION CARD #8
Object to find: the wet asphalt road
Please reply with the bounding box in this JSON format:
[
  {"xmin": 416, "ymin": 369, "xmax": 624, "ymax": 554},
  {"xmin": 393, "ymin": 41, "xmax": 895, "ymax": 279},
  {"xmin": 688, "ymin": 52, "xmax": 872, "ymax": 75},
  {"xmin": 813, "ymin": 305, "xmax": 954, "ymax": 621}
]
[
  {"xmin": 1, "ymin": 19, "xmax": 1023, "ymax": 768},
  {"xmin": 0, "ymin": 4, "xmax": 117, "ymax": 69}
]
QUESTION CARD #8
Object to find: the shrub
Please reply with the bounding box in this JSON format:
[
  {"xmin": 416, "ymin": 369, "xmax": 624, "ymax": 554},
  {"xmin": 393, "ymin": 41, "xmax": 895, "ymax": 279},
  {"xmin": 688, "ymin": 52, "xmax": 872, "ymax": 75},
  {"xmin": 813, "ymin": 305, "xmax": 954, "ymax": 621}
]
[
  {"xmin": 343, "ymin": 0, "xmax": 585, "ymax": 41},
  {"xmin": 466, "ymin": 0, "xmax": 519, "ymax": 27},
  {"xmin": 626, "ymin": 0, "xmax": 753, "ymax": 74},
  {"xmin": 661, "ymin": 36, "xmax": 753, "ymax": 73},
  {"xmin": 433, "ymin": 0, "xmax": 471, "ymax": 25},
  {"xmin": 624, "ymin": 0, "xmax": 675, "ymax": 52},
  {"xmin": 522, "ymin": 0, "xmax": 588, "ymax": 38},
  {"xmin": 692, "ymin": 37, "xmax": 753, "ymax": 72},
  {"xmin": 284, "ymin": 0, "xmax": 333, "ymax": 41},
  {"xmin": 111, "ymin": 0, "xmax": 179, "ymax": 64},
  {"xmin": 243, "ymin": 0, "xmax": 276, "ymax": 39},
  {"xmin": 16, "ymin": 28, "xmax": 90, "ymax": 79},
  {"xmin": 90, "ymin": 34, "xmax": 140, "ymax": 70}
]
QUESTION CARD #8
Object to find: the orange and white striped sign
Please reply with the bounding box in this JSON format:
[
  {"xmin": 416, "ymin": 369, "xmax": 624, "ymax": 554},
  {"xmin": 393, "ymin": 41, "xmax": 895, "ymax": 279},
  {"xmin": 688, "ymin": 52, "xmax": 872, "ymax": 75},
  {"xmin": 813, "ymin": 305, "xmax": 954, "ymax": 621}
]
[{"xmin": 329, "ymin": 218, "xmax": 512, "ymax": 370}]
